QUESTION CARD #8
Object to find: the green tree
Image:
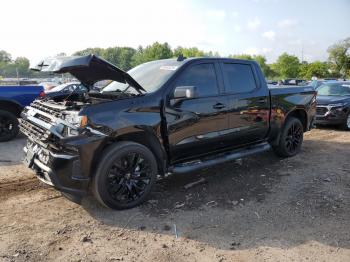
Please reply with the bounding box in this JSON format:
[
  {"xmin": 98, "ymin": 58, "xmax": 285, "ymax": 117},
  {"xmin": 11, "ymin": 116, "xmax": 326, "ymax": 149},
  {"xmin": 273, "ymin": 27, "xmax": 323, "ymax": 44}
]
[
  {"xmin": 327, "ymin": 37, "xmax": 350, "ymax": 78},
  {"xmin": 103, "ymin": 47, "xmax": 136, "ymax": 70},
  {"xmin": 204, "ymin": 51, "xmax": 220, "ymax": 57},
  {"xmin": 228, "ymin": 54, "xmax": 275, "ymax": 78},
  {"xmin": 228, "ymin": 54, "xmax": 253, "ymax": 60},
  {"xmin": 272, "ymin": 53, "xmax": 300, "ymax": 78},
  {"xmin": 0, "ymin": 50, "xmax": 11, "ymax": 63},
  {"xmin": 253, "ymin": 55, "xmax": 275, "ymax": 78},
  {"xmin": 14, "ymin": 57, "xmax": 30, "ymax": 76},
  {"xmin": 299, "ymin": 61, "xmax": 329, "ymax": 79},
  {"xmin": 73, "ymin": 47, "xmax": 105, "ymax": 57},
  {"xmin": 131, "ymin": 46, "xmax": 144, "ymax": 67},
  {"xmin": 132, "ymin": 42, "xmax": 173, "ymax": 65},
  {"xmin": 173, "ymin": 46, "xmax": 205, "ymax": 57}
]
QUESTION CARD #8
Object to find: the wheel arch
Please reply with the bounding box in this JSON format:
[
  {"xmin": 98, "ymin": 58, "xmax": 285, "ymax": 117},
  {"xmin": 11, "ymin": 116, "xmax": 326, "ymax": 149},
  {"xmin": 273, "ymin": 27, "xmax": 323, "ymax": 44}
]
[
  {"xmin": 0, "ymin": 99, "xmax": 23, "ymax": 117},
  {"xmin": 269, "ymin": 108, "xmax": 307, "ymax": 147},
  {"xmin": 91, "ymin": 129, "xmax": 167, "ymax": 177},
  {"xmin": 285, "ymin": 108, "xmax": 308, "ymax": 132}
]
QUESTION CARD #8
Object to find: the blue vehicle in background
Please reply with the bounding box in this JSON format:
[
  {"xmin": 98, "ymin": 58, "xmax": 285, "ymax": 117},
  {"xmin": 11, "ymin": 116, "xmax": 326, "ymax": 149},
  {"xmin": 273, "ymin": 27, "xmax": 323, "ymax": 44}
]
[{"xmin": 0, "ymin": 85, "xmax": 44, "ymax": 141}]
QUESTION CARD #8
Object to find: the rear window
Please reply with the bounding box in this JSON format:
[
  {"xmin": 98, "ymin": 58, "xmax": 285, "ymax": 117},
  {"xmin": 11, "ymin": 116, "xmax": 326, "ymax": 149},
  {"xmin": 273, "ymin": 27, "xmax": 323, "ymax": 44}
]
[{"xmin": 223, "ymin": 63, "xmax": 257, "ymax": 93}]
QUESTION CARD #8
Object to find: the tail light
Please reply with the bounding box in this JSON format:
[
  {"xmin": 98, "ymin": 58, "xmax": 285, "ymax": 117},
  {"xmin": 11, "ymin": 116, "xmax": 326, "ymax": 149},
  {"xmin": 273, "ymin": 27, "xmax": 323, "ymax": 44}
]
[{"xmin": 39, "ymin": 91, "xmax": 46, "ymax": 98}]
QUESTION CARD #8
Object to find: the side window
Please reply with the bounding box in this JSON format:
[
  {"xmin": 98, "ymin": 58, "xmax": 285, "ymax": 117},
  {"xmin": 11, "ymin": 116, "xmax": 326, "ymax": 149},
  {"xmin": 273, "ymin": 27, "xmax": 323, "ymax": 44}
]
[
  {"xmin": 68, "ymin": 85, "xmax": 75, "ymax": 92},
  {"xmin": 223, "ymin": 63, "xmax": 257, "ymax": 94},
  {"xmin": 79, "ymin": 85, "xmax": 87, "ymax": 91},
  {"xmin": 175, "ymin": 63, "xmax": 218, "ymax": 97}
]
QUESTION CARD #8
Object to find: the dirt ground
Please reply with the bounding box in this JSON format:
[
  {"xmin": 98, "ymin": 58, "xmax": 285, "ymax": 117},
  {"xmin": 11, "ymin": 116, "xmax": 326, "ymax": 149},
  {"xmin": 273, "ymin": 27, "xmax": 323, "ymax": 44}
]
[{"xmin": 0, "ymin": 128, "xmax": 349, "ymax": 262}]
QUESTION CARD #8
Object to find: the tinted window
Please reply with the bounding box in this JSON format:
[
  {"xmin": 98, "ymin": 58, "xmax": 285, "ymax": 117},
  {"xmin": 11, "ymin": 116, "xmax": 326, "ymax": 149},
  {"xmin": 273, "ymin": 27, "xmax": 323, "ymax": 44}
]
[
  {"xmin": 176, "ymin": 63, "xmax": 218, "ymax": 97},
  {"xmin": 223, "ymin": 63, "xmax": 257, "ymax": 93},
  {"xmin": 78, "ymin": 84, "xmax": 88, "ymax": 91}
]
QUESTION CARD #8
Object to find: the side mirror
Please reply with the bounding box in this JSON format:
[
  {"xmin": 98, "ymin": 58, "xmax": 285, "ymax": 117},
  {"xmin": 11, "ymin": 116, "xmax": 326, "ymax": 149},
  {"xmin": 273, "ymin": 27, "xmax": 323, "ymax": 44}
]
[{"xmin": 173, "ymin": 86, "xmax": 196, "ymax": 99}]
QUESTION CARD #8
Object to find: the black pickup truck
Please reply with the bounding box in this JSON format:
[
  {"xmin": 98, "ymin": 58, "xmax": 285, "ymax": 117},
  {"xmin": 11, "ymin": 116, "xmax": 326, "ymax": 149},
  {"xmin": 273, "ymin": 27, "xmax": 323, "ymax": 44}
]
[{"xmin": 20, "ymin": 55, "xmax": 316, "ymax": 209}]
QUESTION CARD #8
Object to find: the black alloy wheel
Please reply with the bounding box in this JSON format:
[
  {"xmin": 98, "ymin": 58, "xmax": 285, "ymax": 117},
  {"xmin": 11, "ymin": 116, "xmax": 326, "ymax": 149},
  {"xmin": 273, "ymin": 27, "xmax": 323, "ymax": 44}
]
[
  {"xmin": 284, "ymin": 121, "xmax": 303, "ymax": 154},
  {"xmin": 273, "ymin": 117, "xmax": 304, "ymax": 157},
  {"xmin": 93, "ymin": 141, "xmax": 157, "ymax": 210},
  {"xmin": 0, "ymin": 110, "xmax": 19, "ymax": 142},
  {"xmin": 106, "ymin": 152, "xmax": 152, "ymax": 204}
]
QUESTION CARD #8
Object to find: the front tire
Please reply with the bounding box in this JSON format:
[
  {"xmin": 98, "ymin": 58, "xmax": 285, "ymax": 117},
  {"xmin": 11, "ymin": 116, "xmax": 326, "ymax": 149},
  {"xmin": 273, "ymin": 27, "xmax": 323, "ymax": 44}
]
[
  {"xmin": 0, "ymin": 110, "xmax": 19, "ymax": 142},
  {"xmin": 93, "ymin": 141, "xmax": 157, "ymax": 210},
  {"xmin": 273, "ymin": 117, "xmax": 304, "ymax": 157}
]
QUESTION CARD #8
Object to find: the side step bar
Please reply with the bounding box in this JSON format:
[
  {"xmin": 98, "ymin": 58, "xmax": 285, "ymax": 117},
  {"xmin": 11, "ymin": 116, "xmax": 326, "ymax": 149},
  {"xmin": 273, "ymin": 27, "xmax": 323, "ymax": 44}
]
[{"xmin": 169, "ymin": 142, "xmax": 271, "ymax": 174}]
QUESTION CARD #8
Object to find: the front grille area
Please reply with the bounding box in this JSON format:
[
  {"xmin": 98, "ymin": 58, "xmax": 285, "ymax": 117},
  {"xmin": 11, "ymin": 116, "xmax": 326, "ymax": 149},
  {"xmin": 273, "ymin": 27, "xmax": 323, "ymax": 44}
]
[
  {"xmin": 19, "ymin": 119, "xmax": 51, "ymax": 147},
  {"xmin": 30, "ymin": 101, "xmax": 63, "ymax": 118},
  {"xmin": 316, "ymin": 107, "xmax": 328, "ymax": 116},
  {"xmin": 35, "ymin": 113, "xmax": 52, "ymax": 124}
]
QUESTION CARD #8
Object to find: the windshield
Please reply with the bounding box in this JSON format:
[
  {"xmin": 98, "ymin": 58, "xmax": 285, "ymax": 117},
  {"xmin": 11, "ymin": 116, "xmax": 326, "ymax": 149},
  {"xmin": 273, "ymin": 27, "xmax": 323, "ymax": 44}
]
[
  {"xmin": 102, "ymin": 59, "xmax": 181, "ymax": 93},
  {"xmin": 317, "ymin": 83, "xmax": 350, "ymax": 96}
]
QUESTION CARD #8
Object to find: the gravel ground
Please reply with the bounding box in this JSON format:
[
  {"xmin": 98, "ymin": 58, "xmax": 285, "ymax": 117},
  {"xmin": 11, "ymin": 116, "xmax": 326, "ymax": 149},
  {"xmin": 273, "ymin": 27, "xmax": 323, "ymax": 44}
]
[{"xmin": 0, "ymin": 128, "xmax": 349, "ymax": 262}]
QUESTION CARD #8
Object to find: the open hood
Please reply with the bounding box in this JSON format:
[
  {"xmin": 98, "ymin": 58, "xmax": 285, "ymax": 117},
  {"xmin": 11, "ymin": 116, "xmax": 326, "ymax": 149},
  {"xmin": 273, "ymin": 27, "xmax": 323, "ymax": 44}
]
[{"xmin": 31, "ymin": 55, "xmax": 146, "ymax": 92}]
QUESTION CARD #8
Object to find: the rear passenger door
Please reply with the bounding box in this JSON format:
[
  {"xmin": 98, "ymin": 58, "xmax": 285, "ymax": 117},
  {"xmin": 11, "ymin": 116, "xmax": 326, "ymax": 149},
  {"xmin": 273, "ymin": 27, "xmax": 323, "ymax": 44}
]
[
  {"xmin": 220, "ymin": 62, "xmax": 270, "ymax": 147},
  {"xmin": 165, "ymin": 61, "xmax": 230, "ymax": 162}
]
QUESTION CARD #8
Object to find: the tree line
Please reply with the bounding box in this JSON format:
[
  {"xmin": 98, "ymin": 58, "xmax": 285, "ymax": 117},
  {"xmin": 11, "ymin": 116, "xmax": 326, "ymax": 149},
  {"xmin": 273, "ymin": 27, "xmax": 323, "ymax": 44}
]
[{"xmin": 1, "ymin": 37, "xmax": 349, "ymax": 80}]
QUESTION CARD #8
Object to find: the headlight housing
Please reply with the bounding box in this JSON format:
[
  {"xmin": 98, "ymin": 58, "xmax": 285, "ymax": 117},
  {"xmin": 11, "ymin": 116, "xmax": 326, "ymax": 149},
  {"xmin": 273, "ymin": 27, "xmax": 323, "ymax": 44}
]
[
  {"xmin": 328, "ymin": 103, "xmax": 348, "ymax": 114},
  {"xmin": 62, "ymin": 114, "xmax": 88, "ymax": 136},
  {"xmin": 64, "ymin": 114, "xmax": 88, "ymax": 128}
]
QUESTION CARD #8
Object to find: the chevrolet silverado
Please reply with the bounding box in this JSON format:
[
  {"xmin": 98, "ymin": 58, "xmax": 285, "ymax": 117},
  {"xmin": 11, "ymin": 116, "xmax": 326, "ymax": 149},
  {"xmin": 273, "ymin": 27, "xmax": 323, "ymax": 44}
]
[{"xmin": 20, "ymin": 55, "xmax": 316, "ymax": 209}]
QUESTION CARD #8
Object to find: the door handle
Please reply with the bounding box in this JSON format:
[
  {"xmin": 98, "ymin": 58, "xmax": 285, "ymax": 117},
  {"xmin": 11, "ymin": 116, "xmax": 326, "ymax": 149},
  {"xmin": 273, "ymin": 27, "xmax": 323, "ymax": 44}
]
[{"xmin": 213, "ymin": 103, "xmax": 226, "ymax": 109}]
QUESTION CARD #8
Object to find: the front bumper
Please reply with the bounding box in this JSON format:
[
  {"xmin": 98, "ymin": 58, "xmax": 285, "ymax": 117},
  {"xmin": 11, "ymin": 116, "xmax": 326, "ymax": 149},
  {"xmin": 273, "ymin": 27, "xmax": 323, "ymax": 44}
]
[
  {"xmin": 23, "ymin": 133, "xmax": 105, "ymax": 197},
  {"xmin": 24, "ymin": 142, "xmax": 90, "ymax": 196},
  {"xmin": 20, "ymin": 101, "xmax": 108, "ymax": 198},
  {"xmin": 315, "ymin": 106, "xmax": 349, "ymax": 125},
  {"xmin": 315, "ymin": 116, "xmax": 345, "ymax": 125}
]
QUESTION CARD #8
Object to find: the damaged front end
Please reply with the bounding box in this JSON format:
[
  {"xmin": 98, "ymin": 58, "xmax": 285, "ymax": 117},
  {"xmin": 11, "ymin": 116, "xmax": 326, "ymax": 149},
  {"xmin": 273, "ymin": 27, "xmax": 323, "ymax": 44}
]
[
  {"xmin": 20, "ymin": 54, "xmax": 146, "ymax": 200},
  {"xmin": 20, "ymin": 99, "xmax": 106, "ymax": 199}
]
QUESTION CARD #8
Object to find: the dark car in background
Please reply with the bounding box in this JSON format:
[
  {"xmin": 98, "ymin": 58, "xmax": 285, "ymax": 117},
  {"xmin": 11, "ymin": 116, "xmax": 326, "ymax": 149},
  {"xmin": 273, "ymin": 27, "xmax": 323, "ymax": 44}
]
[
  {"xmin": 310, "ymin": 79, "xmax": 339, "ymax": 90},
  {"xmin": 282, "ymin": 79, "xmax": 308, "ymax": 86},
  {"xmin": 315, "ymin": 82, "xmax": 350, "ymax": 129},
  {"xmin": 45, "ymin": 82, "xmax": 88, "ymax": 101}
]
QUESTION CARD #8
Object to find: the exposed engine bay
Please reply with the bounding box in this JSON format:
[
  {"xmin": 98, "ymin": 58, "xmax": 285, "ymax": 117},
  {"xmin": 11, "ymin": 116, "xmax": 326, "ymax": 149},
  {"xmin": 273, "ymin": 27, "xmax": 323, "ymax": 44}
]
[
  {"xmin": 41, "ymin": 90, "xmax": 140, "ymax": 110},
  {"xmin": 19, "ymin": 91, "xmax": 139, "ymax": 152}
]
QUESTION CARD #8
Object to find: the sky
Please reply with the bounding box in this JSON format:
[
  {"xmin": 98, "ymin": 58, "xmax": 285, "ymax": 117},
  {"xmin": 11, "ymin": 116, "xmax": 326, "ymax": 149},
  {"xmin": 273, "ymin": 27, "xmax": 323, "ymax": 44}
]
[{"xmin": 1, "ymin": 0, "xmax": 349, "ymax": 64}]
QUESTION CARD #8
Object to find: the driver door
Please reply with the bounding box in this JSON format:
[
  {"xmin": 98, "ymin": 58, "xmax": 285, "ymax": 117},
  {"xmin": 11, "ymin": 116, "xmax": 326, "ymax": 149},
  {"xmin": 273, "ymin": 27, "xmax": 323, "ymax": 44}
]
[{"xmin": 165, "ymin": 61, "xmax": 230, "ymax": 163}]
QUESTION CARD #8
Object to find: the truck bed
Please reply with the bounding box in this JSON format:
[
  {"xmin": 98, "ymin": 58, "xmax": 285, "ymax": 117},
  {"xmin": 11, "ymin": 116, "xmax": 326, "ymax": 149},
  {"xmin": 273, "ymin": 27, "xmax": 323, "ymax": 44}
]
[{"xmin": 0, "ymin": 85, "xmax": 44, "ymax": 107}]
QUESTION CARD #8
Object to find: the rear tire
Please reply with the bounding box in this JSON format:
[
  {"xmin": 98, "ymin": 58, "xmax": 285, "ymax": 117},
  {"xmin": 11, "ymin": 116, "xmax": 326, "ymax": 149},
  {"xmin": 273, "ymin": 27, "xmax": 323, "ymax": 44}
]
[
  {"xmin": 93, "ymin": 141, "xmax": 157, "ymax": 210},
  {"xmin": 273, "ymin": 117, "xmax": 304, "ymax": 157},
  {"xmin": 0, "ymin": 110, "xmax": 19, "ymax": 142}
]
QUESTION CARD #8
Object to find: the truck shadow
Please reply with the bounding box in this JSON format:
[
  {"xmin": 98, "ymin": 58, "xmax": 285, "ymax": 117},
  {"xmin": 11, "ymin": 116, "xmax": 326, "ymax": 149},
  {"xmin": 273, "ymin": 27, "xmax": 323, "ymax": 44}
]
[
  {"xmin": 82, "ymin": 138, "xmax": 350, "ymax": 251},
  {"xmin": 0, "ymin": 136, "xmax": 26, "ymax": 166}
]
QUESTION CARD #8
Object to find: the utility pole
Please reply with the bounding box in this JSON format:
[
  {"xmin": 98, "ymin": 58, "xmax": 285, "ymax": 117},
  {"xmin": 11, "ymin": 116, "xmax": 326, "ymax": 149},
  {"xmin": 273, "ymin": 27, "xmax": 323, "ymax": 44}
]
[{"xmin": 16, "ymin": 68, "xmax": 19, "ymax": 85}]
